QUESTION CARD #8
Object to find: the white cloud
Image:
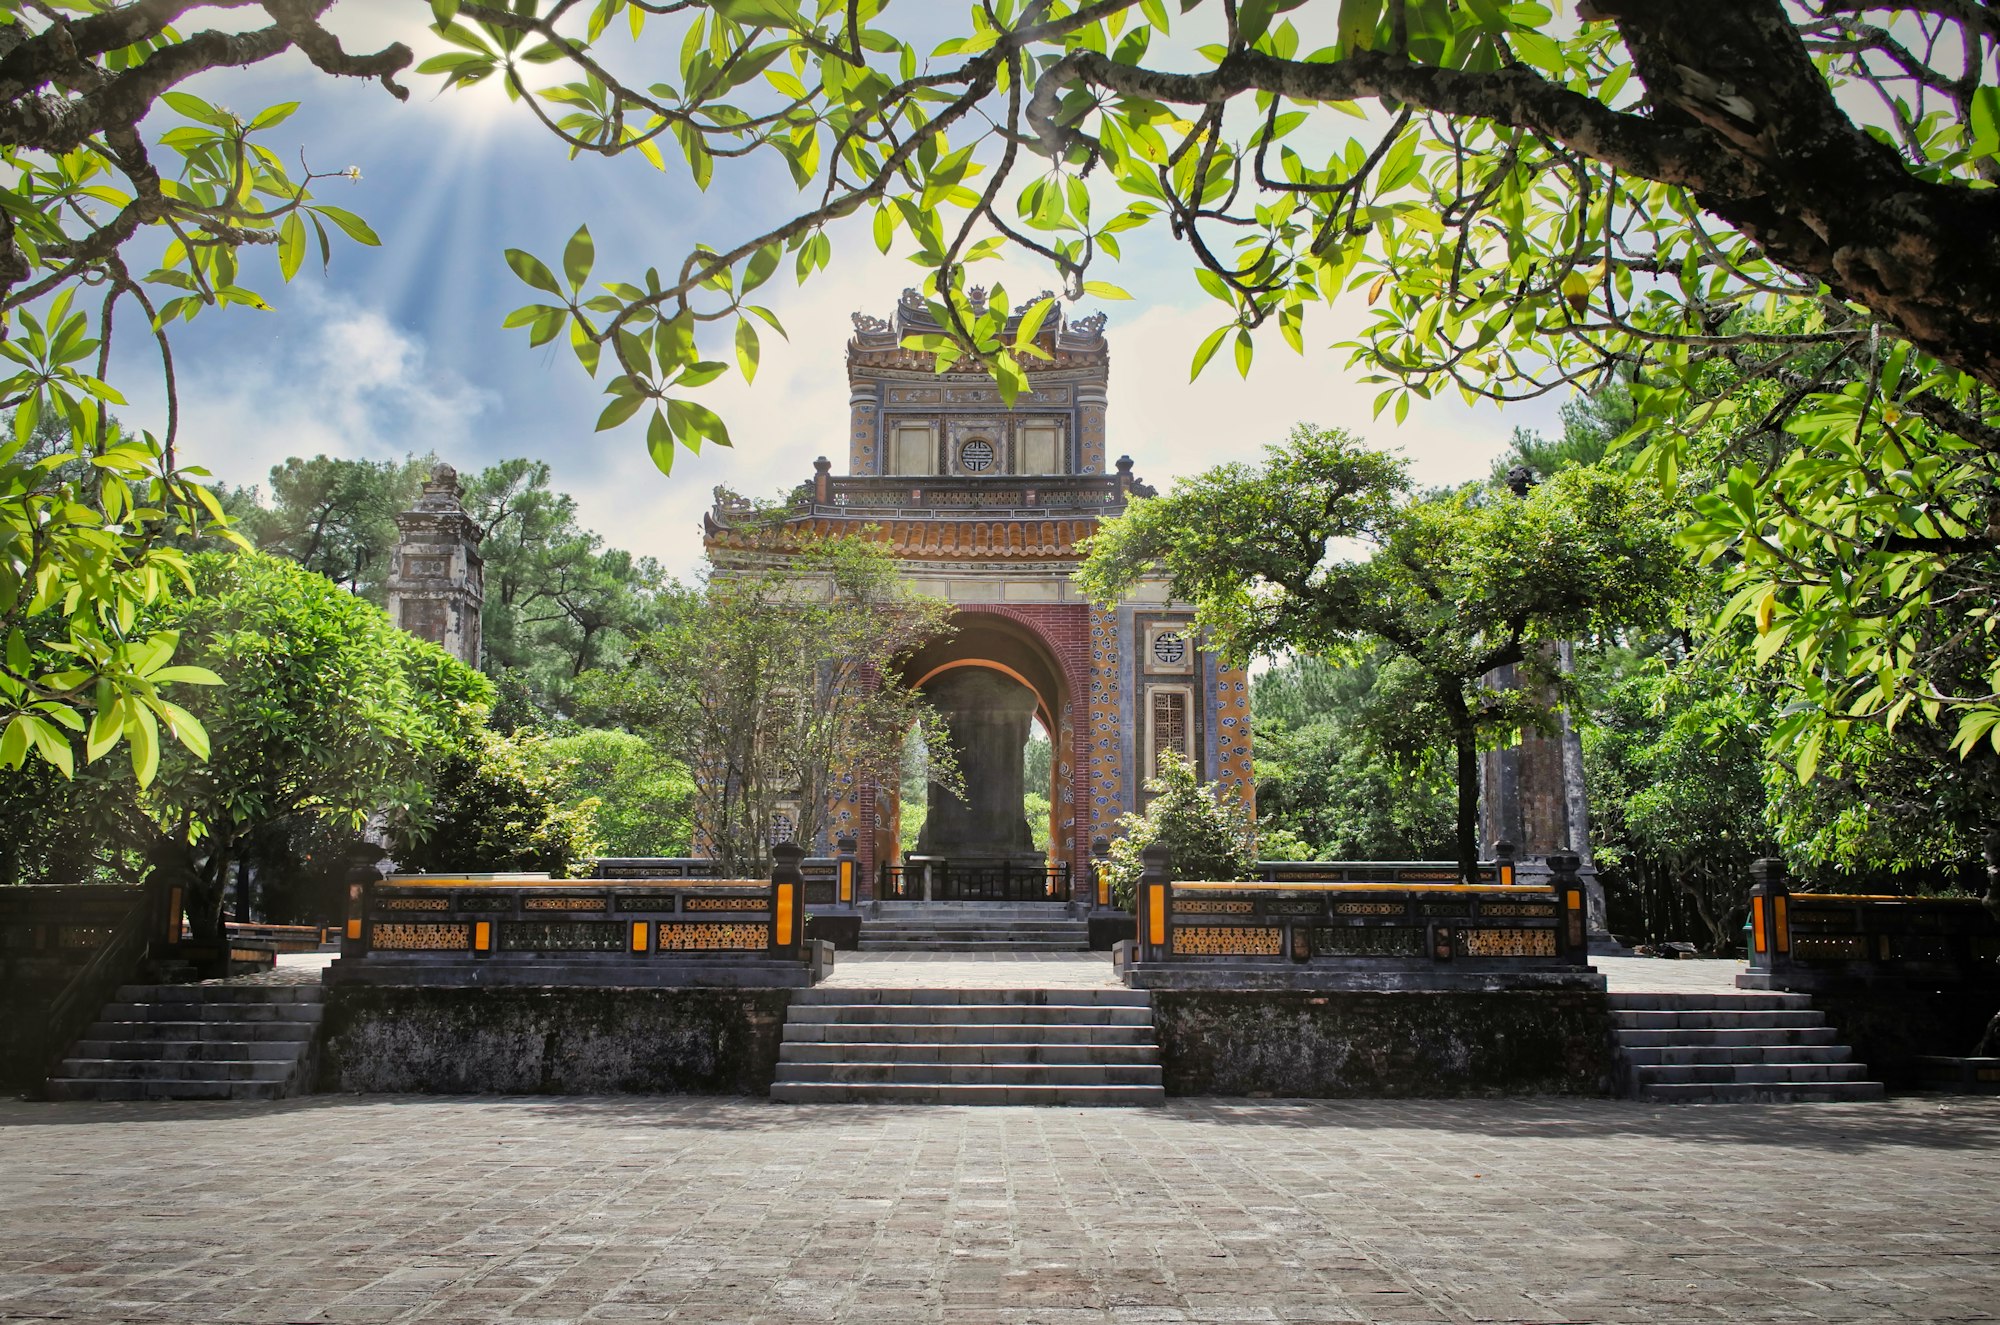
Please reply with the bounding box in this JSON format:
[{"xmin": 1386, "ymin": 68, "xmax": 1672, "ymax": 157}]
[{"xmin": 154, "ymin": 286, "xmax": 496, "ymax": 488}]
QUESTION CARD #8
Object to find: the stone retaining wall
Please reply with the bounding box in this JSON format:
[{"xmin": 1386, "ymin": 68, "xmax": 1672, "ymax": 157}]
[
  {"xmin": 316, "ymin": 986, "xmax": 793, "ymax": 1095},
  {"xmin": 1150, "ymin": 989, "xmax": 1618, "ymax": 1098}
]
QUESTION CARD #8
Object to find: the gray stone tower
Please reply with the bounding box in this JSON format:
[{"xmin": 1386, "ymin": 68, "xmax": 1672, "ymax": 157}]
[{"xmin": 386, "ymin": 462, "xmax": 485, "ymax": 667}]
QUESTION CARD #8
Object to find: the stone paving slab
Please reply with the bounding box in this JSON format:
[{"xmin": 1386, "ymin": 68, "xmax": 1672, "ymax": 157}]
[{"xmin": 1, "ymin": 1095, "xmax": 1995, "ymax": 1323}]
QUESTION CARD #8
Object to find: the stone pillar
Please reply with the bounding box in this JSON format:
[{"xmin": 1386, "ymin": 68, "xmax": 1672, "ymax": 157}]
[
  {"xmin": 386, "ymin": 462, "xmax": 486, "ymax": 668},
  {"xmin": 1077, "ymin": 384, "xmax": 1108, "ymax": 474},
  {"xmin": 1479, "ymin": 644, "xmax": 1614, "ymax": 950},
  {"xmin": 915, "ymin": 668, "xmax": 1040, "ymax": 863},
  {"xmin": 849, "ymin": 385, "xmax": 879, "ymax": 474}
]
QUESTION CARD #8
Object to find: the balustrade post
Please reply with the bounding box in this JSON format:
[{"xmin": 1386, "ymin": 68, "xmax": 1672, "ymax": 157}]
[
  {"xmin": 1138, "ymin": 845, "xmax": 1172, "ymax": 963},
  {"xmin": 1547, "ymin": 851, "xmax": 1586, "ymax": 965},
  {"xmin": 342, "ymin": 845, "xmax": 383, "ymax": 959},
  {"xmin": 770, "ymin": 842, "xmax": 806, "ymax": 961},
  {"xmin": 1091, "ymin": 836, "xmax": 1112, "ymax": 911},
  {"xmin": 835, "ymin": 835, "xmax": 859, "ymax": 909},
  {"xmin": 1491, "ymin": 839, "xmax": 1518, "ymax": 888},
  {"xmin": 1747, "ymin": 857, "xmax": 1791, "ymax": 974}
]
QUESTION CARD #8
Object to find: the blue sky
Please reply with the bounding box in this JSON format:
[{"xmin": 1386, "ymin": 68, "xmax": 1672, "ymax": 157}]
[{"xmin": 110, "ymin": 3, "xmax": 1560, "ymax": 580}]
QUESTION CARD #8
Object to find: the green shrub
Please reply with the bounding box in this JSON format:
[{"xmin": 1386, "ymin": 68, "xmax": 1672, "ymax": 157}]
[{"xmin": 1103, "ymin": 752, "xmax": 1254, "ymax": 907}]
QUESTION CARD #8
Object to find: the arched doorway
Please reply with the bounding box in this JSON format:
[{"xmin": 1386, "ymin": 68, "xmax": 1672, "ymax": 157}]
[{"xmin": 888, "ymin": 611, "xmax": 1076, "ymax": 894}]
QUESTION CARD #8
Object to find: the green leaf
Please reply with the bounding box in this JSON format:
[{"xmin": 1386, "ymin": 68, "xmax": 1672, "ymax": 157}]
[
  {"xmin": 246, "ymin": 102, "xmax": 300, "ymax": 132},
  {"xmin": 646, "ymin": 408, "xmax": 676, "ymax": 475},
  {"xmin": 126, "ymin": 703, "xmax": 159, "ymax": 788},
  {"xmin": 735, "ymin": 317, "xmax": 761, "ymax": 384},
  {"xmin": 310, "ymin": 206, "xmax": 380, "ymax": 246},
  {"xmin": 596, "ymin": 387, "xmax": 649, "ymax": 432},
  {"xmin": 505, "ymin": 248, "xmax": 563, "ymax": 295},
  {"xmin": 1190, "ymin": 325, "xmax": 1230, "ymax": 380},
  {"xmin": 277, "ymin": 212, "xmax": 305, "ymax": 282},
  {"xmin": 563, "ymin": 225, "xmax": 594, "ymax": 290}
]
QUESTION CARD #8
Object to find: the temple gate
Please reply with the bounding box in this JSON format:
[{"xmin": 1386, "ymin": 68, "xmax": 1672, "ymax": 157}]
[{"xmin": 704, "ymin": 290, "xmax": 1254, "ymax": 897}]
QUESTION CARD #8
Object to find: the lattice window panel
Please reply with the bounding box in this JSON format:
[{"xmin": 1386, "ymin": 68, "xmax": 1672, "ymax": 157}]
[
  {"xmin": 1458, "ymin": 927, "xmax": 1557, "ymax": 957},
  {"xmin": 1175, "ymin": 898, "xmax": 1255, "ymax": 915},
  {"xmin": 1150, "ymin": 689, "xmax": 1191, "ymax": 777},
  {"xmin": 768, "ymin": 809, "xmax": 798, "ymax": 846},
  {"xmin": 657, "ymin": 922, "xmax": 767, "ymax": 951},
  {"xmin": 1311, "ymin": 926, "xmax": 1424, "ymax": 957},
  {"xmin": 498, "ymin": 921, "xmax": 625, "ymax": 952},
  {"xmin": 523, "ymin": 897, "xmax": 604, "ymax": 912},
  {"xmin": 1480, "ymin": 903, "xmax": 1556, "ymax": 918},
  {"xmin": 377, "ymin": 897, "xmax": 450, "ymax": 911},
  {"xmin": 684, "ymin": 896, "xmax": 769, "ymax": 912},
  {"xmin": 371, "ymin": 923, "xmax": 470, "ymax": 951},
  {"xmin": 455, "ymin": 894, "xmax": 518, "ymax": 912},
  {"xmin": 1264, "ymin": 900, "xmax": 1326, "ymax": 917},
  {"xmin": 1334, "ymin": 901, "xmax": 1403, "ymax": 916},
  {"xmin": 1171, "ymin": 925, "xmax": 1282, "ymax": 956}
]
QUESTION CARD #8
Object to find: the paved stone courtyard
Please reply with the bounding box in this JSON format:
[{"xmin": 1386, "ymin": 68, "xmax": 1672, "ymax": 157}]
[{"xmin": 3, "ymin": 1093, "xmax": 1996, "ymax": 1324}]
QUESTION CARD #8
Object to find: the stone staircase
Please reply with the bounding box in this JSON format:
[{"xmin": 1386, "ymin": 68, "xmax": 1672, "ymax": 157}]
[
  {"xmin": 770, "ymin": 986, "xmax": 1164, "ymax": 1104},
  {"xmin": 44, "ymin": 983, "xmax": 324, "ymax": 1102},
  {"xmin": 859, "ymin": 901, "xmax": 1087, "ymax": 952},
  {"xmin": 1612, "ymin": 991, "xmax": 1884, "ymax": 1103}
]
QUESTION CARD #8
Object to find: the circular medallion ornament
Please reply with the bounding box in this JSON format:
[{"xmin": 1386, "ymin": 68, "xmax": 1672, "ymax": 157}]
[
  {"xmin": 1153, "ymin": 631, "xmax": 1188, "ymax": 666},
  {"xmin": 959, "ymin": 438, "xmax": 996, "ymax": 472}
]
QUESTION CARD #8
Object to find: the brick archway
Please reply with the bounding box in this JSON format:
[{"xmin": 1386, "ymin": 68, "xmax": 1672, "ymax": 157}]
[{"xmin": 869, "ymin": 606, "xmax": 1093, "ymax": 889}]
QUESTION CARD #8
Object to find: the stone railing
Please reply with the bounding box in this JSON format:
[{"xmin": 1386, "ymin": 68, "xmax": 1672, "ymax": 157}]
[
  {"xmin": 595, "ymin": 853, "xmax": 847, "ymax": 905},
  {"xmin": 329, "ymin": 843, "xmax": 827, "ymax": 988},
  {"xmin": 1742, "ymin": 858, "xmax": 2000, "ymax": 991},
  {"xmin": 1077, "ymin": 839, "xmax": 1516, "ymax": 910},
  {"xmin": 1118, "ymin": 845, "xmax": 1594, "ymax": 990}
]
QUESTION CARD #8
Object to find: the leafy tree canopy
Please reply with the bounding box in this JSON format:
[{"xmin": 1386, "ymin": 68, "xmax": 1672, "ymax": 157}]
[
  {"xmin": 578, "ymin": 533, "xmax": 956, "ymax": 873},
  {"xmin": 1081, "ymin": 423, "xmax": 1684, "ymax": 877}
]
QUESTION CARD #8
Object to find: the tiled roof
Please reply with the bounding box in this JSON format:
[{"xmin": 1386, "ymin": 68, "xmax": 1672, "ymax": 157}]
[{"xmin": 706, "ymin": 514, "xmax": 1102, "ymax": 560}]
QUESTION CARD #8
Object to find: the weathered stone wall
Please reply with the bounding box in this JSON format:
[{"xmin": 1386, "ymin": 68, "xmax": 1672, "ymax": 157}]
[
  {"xmin": 316, "ymin": 987, "xmax": 793, "ymax": 1095},
  {"xmin": 1808, "ymin": 983, "xmax": 2000, "ymax": 1089},
  {"xmin": 1150, "ymin": 990, "xmax": 1617, "ymax": 1098}
]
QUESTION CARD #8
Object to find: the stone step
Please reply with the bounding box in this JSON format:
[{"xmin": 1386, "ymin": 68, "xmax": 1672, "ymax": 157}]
[
  {"xmin": 779, "ymin": 1041, "xmax": 1160, "ymax": 1066},
  {"xmin": 113, "ymin": 984, "xmax": 323, "ymax": 1005},
  {"xmin": 1606, "ymin": 991, "xmax": 1812, "ymax": 1011},
  {"xmin": 776, "ymin": 1061, "xmax": 1162, "ymax": 1087},
  {"xmin": 859, "ymin": 942, "xmax": 1088, "ymax": 954},
  {"xmin": 768, "ymin": 1081, "xmax": 1165, "ymax": 1106},
  {"xmin": 794, "ymin": 987, "xmax": 1149, "ymax": 1007},
  {"xmin": 56, "ymin": 1057, "xmax": 295, "ymax": 1083},
  {"xmin": 1636, "ymin": 1080, "xmax": 1886, "ymax": 1104},
  {"xmin": 80, "ymin": 1018, "xmax": 318, "ymax": 1043},
  {"xmin": 1632, "ymin": 1061, "xmax": 1871, "ymax": 1086},
  {"xmin": 784, "ymin": 1003, "xmax": 1151, "ymax": 1026},
  {"xmin": 1612, "ymin": 1009, "xmax": 1826, "ymax": 1030},
  {"xmin": 70, "ymin": 1038, "xmax": 306, "ymax": 1062},
  {"xmin": 861, "ymin": 931, "xmax": 1085, "ymax": 939},
  {"xmin": 786, "ymin": 1021, "xmax": 1155, "ymax": 1046},
  {"xmin": 1614, "ymin": 1026, "xmax": 1840, "ymax": 1049},
  {"xmin": 1621, "ymin": 1043, "xmax": 1855, "ymax": 1067},
  {"xmin": 97, "ymin": 1000, "xmax": 324, "ymax": 1024},
  {"xmin": 44, "ymin": 1077, "xmax": 292, "ymax": 1102},
  {"xmin": 860, "ymin": 935, "xmax": 1089, "ymax": 945},
  {"xmin": 868, "ymin": 904, "xmax": 1075, "ymax": 915},
  {"xmin": 49, "ymin": 984, "xmax": 321, "ymax": 1103}
]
